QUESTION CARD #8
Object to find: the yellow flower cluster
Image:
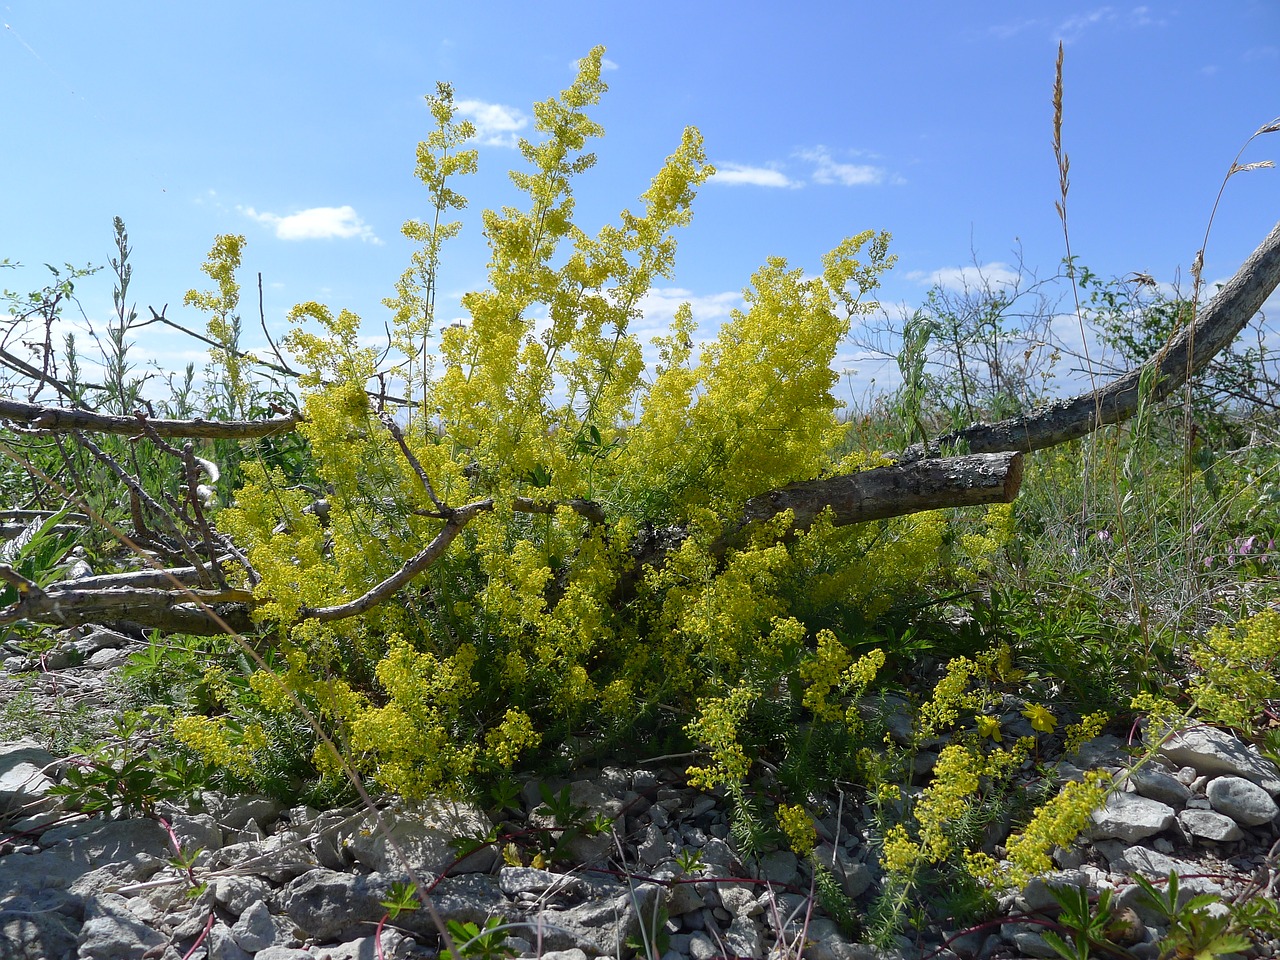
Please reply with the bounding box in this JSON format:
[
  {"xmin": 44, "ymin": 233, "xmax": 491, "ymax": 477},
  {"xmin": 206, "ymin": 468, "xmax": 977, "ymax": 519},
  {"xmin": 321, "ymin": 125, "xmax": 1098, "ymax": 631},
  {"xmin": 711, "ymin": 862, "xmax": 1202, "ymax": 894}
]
[
  {"xmin": 776, "ymin": 803, "xmax": 818, "ymax": 857},
  {"xmin": 919, "ymin": 656, "xmax": 985, "ymax": 736},
  {"xmin": 1189, "ymin": 609, "xmax": 1280, "ymax": 732},
  {"xmin": 1004, "ymin": 771, "xmax": 1111, "ymax": 883},
  {"xmin": 1062, "ymin": 711, "xmax": 1109, "ymax": 757},
  {"xmin": 173, "ymin": 715, "xmax": 253, "ymax": 779},
  {"xmin": 800, "ymin": 631, "xmax": 852, "ymax": 721},
  {"xmin": 685, "ymin": 685, "xmax": 757, "ymax": 790}
]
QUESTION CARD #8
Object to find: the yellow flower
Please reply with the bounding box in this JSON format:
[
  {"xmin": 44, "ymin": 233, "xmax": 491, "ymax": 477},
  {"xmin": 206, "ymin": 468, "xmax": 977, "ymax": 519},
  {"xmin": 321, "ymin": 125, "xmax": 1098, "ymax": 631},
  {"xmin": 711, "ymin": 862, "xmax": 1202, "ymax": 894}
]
[
  {"xmin": 776, "ymin": 803, "xmax": 817, "ymax": 857},
  {"xmin": 1022, "ymin": 704, "xmax": 1057, "ymax": 733},
  {"xmin": 976, "ymin": 714, "xmax": 1003, "ymax": 742}
]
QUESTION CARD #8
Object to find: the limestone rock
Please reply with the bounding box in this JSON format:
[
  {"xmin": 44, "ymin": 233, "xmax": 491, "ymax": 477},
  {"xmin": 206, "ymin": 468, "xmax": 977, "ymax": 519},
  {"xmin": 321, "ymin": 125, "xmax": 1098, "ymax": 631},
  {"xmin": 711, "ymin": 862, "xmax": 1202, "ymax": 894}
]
[
  {"xmin": 1089, "ymin": 792, "xmax": 1175, "ymax": 843},
  {"xmin": 0, "ymin": 893, "xmax": 80, "ymax": 960},
  {"xmin": 338, "ymin": 799, "xmax": 497, "ymax": 876},
  {"xmin": 1177, "ymin": 809, "xmax": 1245, "ymax": 842},
  {"xmin": 0, "ymin": 739, "xmax": 57, "ymax": 818},
  {"xmin": 1205, "ymin": 775, "xmax": 1279, "ymax": 826},
  {"xmin": 523, "ymin": 880, "xmax": 664, "ymax": 956},
  {"xmin": 1157, "ymin": 726, "xmax": 1280, "ymax": 795},
  {"xmin": 1126, "ymin": 766, "xmax": 1192, "ymax": 807}
]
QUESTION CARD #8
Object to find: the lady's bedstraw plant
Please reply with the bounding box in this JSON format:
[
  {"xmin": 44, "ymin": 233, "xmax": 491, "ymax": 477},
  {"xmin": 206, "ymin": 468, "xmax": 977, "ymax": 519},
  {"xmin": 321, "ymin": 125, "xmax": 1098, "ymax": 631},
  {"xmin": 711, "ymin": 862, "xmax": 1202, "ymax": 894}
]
[{"xmin": 174, "ymin": 48, "xmax": 1019, "ymax": 853}]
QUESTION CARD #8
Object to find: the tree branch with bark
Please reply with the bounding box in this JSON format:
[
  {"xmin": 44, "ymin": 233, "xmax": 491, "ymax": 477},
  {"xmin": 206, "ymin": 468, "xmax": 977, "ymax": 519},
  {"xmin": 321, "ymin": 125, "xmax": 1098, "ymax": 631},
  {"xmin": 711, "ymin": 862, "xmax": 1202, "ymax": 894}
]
[{"xmin": 1, "ymin": 216, "xmax": 1275, "ymax": 636}]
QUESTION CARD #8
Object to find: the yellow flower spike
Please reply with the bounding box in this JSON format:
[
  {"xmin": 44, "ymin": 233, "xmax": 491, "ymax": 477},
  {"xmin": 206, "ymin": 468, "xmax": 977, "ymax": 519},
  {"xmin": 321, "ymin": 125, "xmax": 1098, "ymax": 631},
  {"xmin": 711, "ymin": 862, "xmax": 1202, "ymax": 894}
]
[
  {"xmin": 976, "ymin": 714, "xmax": 1003, "ymax": 742},
  {"xmin": 1022, "ymin": 704, "xmax": 1057, "ymax": 733},
  {"xmin": 776, "ymin": 804, "xmax": 817, "ymax": 857}
]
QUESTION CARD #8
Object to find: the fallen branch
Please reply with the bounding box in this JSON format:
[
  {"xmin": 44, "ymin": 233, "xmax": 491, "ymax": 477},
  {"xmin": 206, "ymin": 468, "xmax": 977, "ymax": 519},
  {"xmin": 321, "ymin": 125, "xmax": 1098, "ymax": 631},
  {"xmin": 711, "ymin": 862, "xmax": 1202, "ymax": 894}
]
[
  {"xmin": 623, "ymin": 452, "xmax": 1023, "ymax": 591},
  {"xmin": 899, "ymin": 220, "xmax": 1280, "ymax": 461},
  {"xmin": 0, "ymin": 398, "xmax": 303, "ymax": 440},
  {"xmin": 0, "ymin": 218, "xmax": 1275, "ymax": 635}
]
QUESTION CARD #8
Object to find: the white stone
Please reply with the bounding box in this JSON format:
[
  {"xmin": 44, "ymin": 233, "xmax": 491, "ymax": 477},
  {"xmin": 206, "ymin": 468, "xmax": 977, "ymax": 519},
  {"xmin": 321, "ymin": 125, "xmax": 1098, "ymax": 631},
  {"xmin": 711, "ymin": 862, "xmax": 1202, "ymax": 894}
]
[
  {"xmin": 1205, "ymin": 775, "xmax": 1279, "ymax": 826},
  {"xmin": 1089, "ymin": 792, "xmax": 1175, "ymax": 843},
  {"xmin": 1177, "ymin": 808, "xmax": 1245, "ymax": 841},
  {"xmin": 1157, "ymin": 726, "xmax": 1280, "ymax": 795},
  {"xmin": 340, "ymin": 798, "xmax": 497, "ymax": 875}
]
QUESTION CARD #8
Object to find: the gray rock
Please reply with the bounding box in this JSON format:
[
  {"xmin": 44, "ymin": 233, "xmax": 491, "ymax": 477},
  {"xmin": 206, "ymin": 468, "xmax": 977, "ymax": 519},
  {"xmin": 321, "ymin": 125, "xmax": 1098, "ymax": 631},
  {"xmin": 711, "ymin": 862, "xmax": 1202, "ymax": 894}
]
[
  {"xmin": 1075, "ymin": 734, "xmax": 1132, "ymax": 770},
  {"xmin": 499, "ymin": 866, "xmax": 585, "ymax": 905},
  {"xmin": 413, "ymin": 874, "xmax": 512, "ymax": 931},
  {"xmin": 339, "ymin": 799, "xmax": 496, "ymax": 876},
  {"xmin": 814, "ymin": 842, "xmax": 873, "ymax": 900},
  {"xmin": 230, "ymin": 899, "xmax": 277, "ymax": 952},
  {"xmin": 1089, "ymin": 792, "xmax": 1175, "ymax": 842},
  {"xmin": 523, "ymin": 881, "xmax": 664, "ymax": 956},
  {"xmin": 1126, "ymin": 766, "xmax": 1192, "ymax": 807},
  {"xmin": 78, "ymin": 626, "xmax": 131, "ymax": 650},
  {"xmin": 637, "ymin": 821, "xmax": 669, "ymax": 866},
  {"xmin": 167, "ymin": 811, "xmax": 222, "ymax": 858},
  {"xmin": 1205, "ymin": 775, "xmax": 1279, "ymax": 826},
  {"xmin": 698, "ymin": 837, "xmax": 736, "ymax": 869},
  {"xmin": 77, "ymin": 902, "xmax": 167, "ymax": 960},
  {"xmin": 1019, "ymin": 872, "xmax": 1086, "ymax": 913},
  {"xmin": 1105, "ymin": 847, "xmax": 1199, "ymax": 880},
  {"xmin": 211, "ymin": 875, "xmax": 272, "ymax": 915},
  {"xmin": 208, "ymin": 835, "xmax": 318, "ymax": 882},
  {"xmin": 718, "ymin": 881, "xmax": 759, "ymax": 917},
  {"xmin": 286, "ymin": 871, "xmax": 508, "ymax": 945},
  {"xmin": 1002, "ymin": 921, "xmax": 1062, "ymax": 959},
  {"xmin": 309, "ymin": 807, "xmax": 361, "ymax": 870},
  {"xmin": 688, "ymin": 930, "xmax": 719, "ymax": 960},
  {"xmin": 756, "ymin": 848, "xmax": 799, "ymax": 887},
  {"xmin": 1156, "ymin": 726, "xmax": 1280, "ymax": 795},
  {"xmin": 723, "ymin": 914, "xmax": 764, "ymax": 958},
  {"xmin": 0, "ymin": 894, "xmax": 80, "ymax": 960},
  {"xmin": 86, "ymin": 648, "xmax": 129, "ymax": 669},
  {"xmin": 279, "ymin": 869, "xmax": 394, "ymax": 941},
  {"xmin": 318, "ymin": 929, "xmax": 415, "ymax": 960},
  {"xmin": 205, "ymin": 921, "xmax": 254, "ymax": 960},
  {"xmin": 0, "ymin": 738, "xmax": 57, "ymax": 816},
  {"xmin": 666, "ymin": 878, "xmax": 705, "ymax": 916},
  {"xmin": 41, "ymin": 816, "xmax": 172, "ymax": 860},
  {"xmin": 0, "ymin": 818, "xmax": 172, "ymax": 897},
  {"xmin": 539, "ymin": 951, "xmax": 589, "ymax": 960},
  {"xmin": 218, "ymin": 794, "xmax": 286, "ymax": 831},
  {"xmin": 1115, "ymin": 870, "xmax": 1226, "ymax": 926},
  {"xmin": 948, "ymin": 928, "xmax": 999, "ymax": 960},
  {"xmin": 252, "ymin": 948, "xmax": 314, "ymax": 960},
  {"xmin": 1177, "ymin": 809, "xmax": 1245, "ymax": 842}
]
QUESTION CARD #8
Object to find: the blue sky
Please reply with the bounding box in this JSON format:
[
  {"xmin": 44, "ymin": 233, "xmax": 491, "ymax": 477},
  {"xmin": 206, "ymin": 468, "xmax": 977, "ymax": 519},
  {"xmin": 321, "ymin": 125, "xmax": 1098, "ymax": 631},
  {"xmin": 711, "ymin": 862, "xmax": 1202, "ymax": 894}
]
[{"xmin": 3, "ymin": 2, "xmax": 1278, "ymax": 400}]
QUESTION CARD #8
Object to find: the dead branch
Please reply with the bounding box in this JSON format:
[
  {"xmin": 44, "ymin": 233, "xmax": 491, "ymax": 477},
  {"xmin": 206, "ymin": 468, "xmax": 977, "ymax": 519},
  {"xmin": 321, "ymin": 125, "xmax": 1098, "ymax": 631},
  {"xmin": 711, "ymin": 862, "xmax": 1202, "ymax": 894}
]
[
  {"xmin": 622, "ymin": 452, "xmax": 1023, "ymax": 591},
  {"xmin": 0, "ymin": 220, "xmax": 1276, "ymax": 636},
  {"xmin": 743, "ymin": 452, "xmax": 1023, "ymax": 529},
  {"xmin": 0, "ymin": 569, "xmax": 255, "ymax": 635},
  {"xmin": 899, "ymin": 220, "xmax": 1280, "ymax": 461},
  {"xmin": 0, "ymin": 398, "xmax": 303, "ymax": 439},
  {"xmin": 297, "ymin": 500, "xmax": 490, "ymax": 622}
]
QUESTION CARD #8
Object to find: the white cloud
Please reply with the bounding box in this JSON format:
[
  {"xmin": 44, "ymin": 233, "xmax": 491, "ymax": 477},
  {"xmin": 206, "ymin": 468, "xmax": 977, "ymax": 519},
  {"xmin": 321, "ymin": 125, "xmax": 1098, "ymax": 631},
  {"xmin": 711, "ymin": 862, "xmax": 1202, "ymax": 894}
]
[
  {"xmin": 986, "ymin": 18, "xmax": 1039, "ymax": 40},
  {"xmin": 240, "ymin": 205, "xmax": 382, "ymax": 244},
  {"xmin": 795, "ymin": 146, "xmax": 889, "ymax": 186},
  {"xmin": 906, "ymin": 262, "xmax": 1022, "ymax": 291},
  {"xmin": 709, "ymin": 163, "xmax": 799, "ymax": 188},
  {"xmin": 454, "ymin": 98, "xmax": 529, "ymax": 147},
  {"xmin": 635, "ymin": 288, "xmax": 743, "ymax": 340},
  {"xmin": 1056, "ymin": 7, "xmax": 1118, "ymax": 41}
]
